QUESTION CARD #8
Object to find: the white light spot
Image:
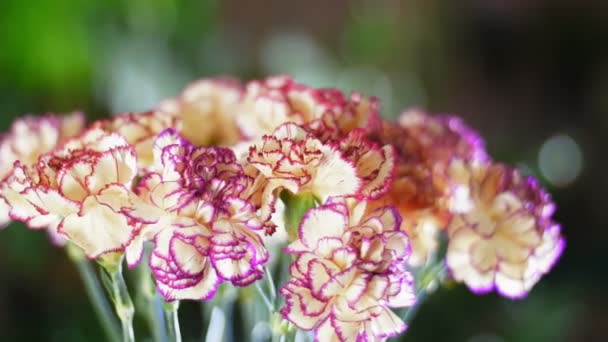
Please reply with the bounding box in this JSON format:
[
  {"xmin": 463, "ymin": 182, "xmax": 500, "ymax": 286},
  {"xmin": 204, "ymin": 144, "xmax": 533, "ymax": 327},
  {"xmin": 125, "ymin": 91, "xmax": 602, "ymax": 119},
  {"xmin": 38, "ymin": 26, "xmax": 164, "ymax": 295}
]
[{"xmin": 538, "ymin": 134, "xmax": 583, "ymax": 187}]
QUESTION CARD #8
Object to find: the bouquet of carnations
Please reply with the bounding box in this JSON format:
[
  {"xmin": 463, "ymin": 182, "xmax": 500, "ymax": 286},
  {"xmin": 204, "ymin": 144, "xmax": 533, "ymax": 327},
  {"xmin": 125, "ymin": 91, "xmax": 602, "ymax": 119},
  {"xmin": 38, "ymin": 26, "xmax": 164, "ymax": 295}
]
[{"xmin": 0, "ymin": 76, "xmax": 564, "ymax": 342}]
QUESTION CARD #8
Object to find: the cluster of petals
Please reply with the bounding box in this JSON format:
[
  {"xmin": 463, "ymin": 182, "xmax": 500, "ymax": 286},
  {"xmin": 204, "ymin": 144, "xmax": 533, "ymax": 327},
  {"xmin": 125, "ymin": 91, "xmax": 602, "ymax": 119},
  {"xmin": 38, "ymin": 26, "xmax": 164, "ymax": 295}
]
[
  {"xmin": 236, "ymin": 75, "xmax": 379, "ymax": 142},
  {"xmin": 368, "ymin": 108, "xmax": 488, "ymax": 266},
  {"xmin": 0, "ymin": 128, "xmax": 145, "ymax": 257},
  {"xmin": 248, "ymin": 123, "xmax": 360, "ymax": 206},
  {"xmin": 246, "ymin": 123, "xmax": 395, "ymax": 229},
  {"xmin": 126, "ymin": 129, "xmax": 268, "ymax": 301},
  {"xmin": 93, "ymin": 111, "xmax": 179, "ymax": 172},
  {"xmin": 0, "ymin": 74, "xmax": 565, "ymax": 314},
  {"xmin": 445, "ymin": 159, "xmax": 565, "ymax": 298},
  {"xmin": 281, "ymin": 198, "xmax": 415, "ymax": 341},
  {"xmin": 0, "ymin": 112, "xmax": 85, "ymax": 227}
]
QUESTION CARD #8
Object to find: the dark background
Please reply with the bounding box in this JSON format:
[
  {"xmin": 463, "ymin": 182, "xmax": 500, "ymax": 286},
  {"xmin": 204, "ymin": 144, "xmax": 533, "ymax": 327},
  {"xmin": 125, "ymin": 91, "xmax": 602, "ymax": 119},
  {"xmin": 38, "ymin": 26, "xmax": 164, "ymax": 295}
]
[{"xmin": 0, "ymin": 0, "xmax": 606, "ymax": 341}]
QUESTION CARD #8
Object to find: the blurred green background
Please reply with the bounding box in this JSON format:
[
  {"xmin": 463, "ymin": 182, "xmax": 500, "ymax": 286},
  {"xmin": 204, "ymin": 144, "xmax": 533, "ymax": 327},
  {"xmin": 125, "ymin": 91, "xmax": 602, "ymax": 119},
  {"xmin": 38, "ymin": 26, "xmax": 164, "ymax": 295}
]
[{"xmin": 0, "ymin": 0, "xmax": 606, "ymax": 341}]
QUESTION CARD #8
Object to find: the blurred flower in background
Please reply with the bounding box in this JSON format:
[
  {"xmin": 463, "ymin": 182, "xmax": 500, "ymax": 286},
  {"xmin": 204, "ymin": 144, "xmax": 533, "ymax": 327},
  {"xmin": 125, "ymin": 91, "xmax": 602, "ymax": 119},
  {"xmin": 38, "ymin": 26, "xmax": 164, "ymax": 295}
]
[{"xmin": 0, "ymin": 0, "xmax": 606, "ymax": 341}]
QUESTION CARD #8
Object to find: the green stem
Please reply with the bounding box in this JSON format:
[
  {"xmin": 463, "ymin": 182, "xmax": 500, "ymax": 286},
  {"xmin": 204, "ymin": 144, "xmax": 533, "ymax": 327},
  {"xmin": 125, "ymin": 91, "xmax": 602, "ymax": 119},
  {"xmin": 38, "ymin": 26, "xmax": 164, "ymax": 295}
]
[
  {"xmin": 255, "ymin": 280, "xmax": 274, "ymax": 312},
  {"xmin": 402, "ymin": 262, "xmax": 447, "ymax": 325},
  {"xmin": 265, "ymin": 266, "xmax": 277, "ymax": 304},
  {"xmin": 270, "ymin": 320, "xmax": 296, "ymax": 342},
  {"xmin": 163, "ymin": 301, "xmax": 182, "ymax": 342},
  {"xmin": 67, "ymin": 246, "xmax": 121, "ymax": 342},
  {"xmin": 135, "ymin": 245, "xmax": 167, "ymax": 342},
  {"xmin": 257, "ymin": 267, "xmax": 289, "ymax": 342},
  {"xmin": 139, "ymin": 276, "xmax": 167, "ymax": 341},
  {"xmin": 401, "ymin": 233, "xmax": 449, "ymax": 325},
  {"xmin": 402, "ymin": 282, "xmax": 429, "ymax": 324},
  {"xmin": 100, "ymin": 257, "xmax": 136, "ymax": 342}
]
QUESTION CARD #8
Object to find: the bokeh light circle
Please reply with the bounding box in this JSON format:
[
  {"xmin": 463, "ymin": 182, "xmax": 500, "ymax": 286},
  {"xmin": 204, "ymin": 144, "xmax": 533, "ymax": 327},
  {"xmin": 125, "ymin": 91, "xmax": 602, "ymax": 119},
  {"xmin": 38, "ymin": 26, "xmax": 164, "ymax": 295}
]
[{"xmin": 538, "ymin": 134, "xmax": 583, "ymax": 187}]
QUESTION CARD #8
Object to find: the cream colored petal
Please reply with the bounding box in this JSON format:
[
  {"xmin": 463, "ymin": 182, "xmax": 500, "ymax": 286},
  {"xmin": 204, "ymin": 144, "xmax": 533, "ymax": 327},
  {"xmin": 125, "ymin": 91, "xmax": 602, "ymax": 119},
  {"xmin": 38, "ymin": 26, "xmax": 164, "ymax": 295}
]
[
  {"xmin": 312, "ymin": 149, "xmax": 360, "ymax": 200},
  {"xmin": 60, "ymin": 196, "xmax": 134, "ymax": 257},
  {"xmin": 314, "ymin": 317, "xmax": 341, "ymax": 342},
  {"xmin": 23, "ymin": 188, "xmax": 79, "ymax": 221},
  {"xmin": 493, "ymin": 234, "xmax": 532, "ymax": 264},
  {"xmin": 366, "ymin": 307, "xmax": 406, "ymax": 339},
  {"xmin": 158, "ymin": 265, "xmax": 220, "ymax": 301},
  {"xmin": 59, "ymin": 162, "xmax": 93, "ymax": 201},
  {"xmin": 89, "ymin": 148, "xmax": 137, "ymax": 193},
  {"xmin": 299, "ymin": 206, "xmax": 348, "ymax": 249},
  {"xmin": 331, "ymin": 318, "xmax": 362, "ymax": 342},
  {"xmin": 447, "ymin": 229, "xmax": 495, "ymax": 291},
  {"xmin": 283, "ymin": 285, "xmax": 329, "ymax": 330},
  {"xmin": 495, "ymin": 271, "xmax": 527, "ymax": 299},
  {"xmin": 171, "ymin": 237, "xmax": 208, "ymax": 274},
  {"xmin": 470, "ymin": 239, "xmax": 498, "ymax": 272},
  {"xmin": 309, "ymin": 260, "xmax": 333, "ymax": 297}
]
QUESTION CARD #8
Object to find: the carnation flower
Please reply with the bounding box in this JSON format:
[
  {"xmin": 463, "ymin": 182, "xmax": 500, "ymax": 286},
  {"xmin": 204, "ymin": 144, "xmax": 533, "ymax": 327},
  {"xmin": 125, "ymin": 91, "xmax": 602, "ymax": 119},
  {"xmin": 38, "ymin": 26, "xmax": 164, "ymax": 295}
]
[
  {"xmin": 94, "ymin": 111, "xmax": 179, "ymax": 172},
  {"xmin": 368, "ymin": 109, "xmax": 488, "ymax": 266},
  {"xmin": 236, "ymin": 76, "xmax": 378, "ymax": 142},
  {"xmin": 0, "ymin": 112, "xmax": 85, "ymax": 228},
  {"xmin": 281, "ymin": 199, "xmax": 415, "ymax": 341},
  {"xmin": 445, "ymin": 160, "xmax": 564, "ymax": 298},
  {"xmin": 0, "ymin": 128, "xmax": 149, "ymax": 257},
  {"xmin": 158, "ymin": 77, "xmax": 243, "ymax": 146},
  {"xmin": 247, "ymin": 123, "xmax": 360, "ymax": 223},
  {"xmin": 126, "ymin": 129, "xmax": 268, "ymax": 301}
]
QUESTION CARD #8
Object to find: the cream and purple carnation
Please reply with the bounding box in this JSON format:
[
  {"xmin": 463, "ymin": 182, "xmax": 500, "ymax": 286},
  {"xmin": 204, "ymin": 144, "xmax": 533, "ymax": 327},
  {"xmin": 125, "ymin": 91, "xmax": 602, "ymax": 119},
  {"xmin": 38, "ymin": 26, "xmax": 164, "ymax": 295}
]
[
  {"xmin": 0, "ymin": 128, "xmax": 149, "ymax": 257},
  {"xmin": 281, "ymin": 198, "xmax": 415, "ymax": 341},
  {"xmin": 246, "ymin": 123, "xmax": 360, "ymax": 225},
  {"xmin": 0, "ymin": 112, "xmax": 85, "ymax": 228},
  {"xmin": 126, "ymin": 129, "xmax": 268, "ymax": 301},
  {"xmin": 446, "ymin": 160, "xmax": 564, "ymax": 298}
]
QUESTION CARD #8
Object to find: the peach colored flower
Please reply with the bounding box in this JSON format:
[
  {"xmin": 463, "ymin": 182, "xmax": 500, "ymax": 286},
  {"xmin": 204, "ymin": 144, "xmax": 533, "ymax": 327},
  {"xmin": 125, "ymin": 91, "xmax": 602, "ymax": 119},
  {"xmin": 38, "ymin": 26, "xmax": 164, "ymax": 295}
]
[
  {"xmin": 446, "ymin": 160, "xmax": 564, "ymax": 298},
  {"xmin": 0, "ymin": 112, "xmax": 85, "ymax": 228},
  {"xmin": 0, "ymin": 128, "xmax": 151, "ymax": 257},
  {"xmin": 93, "ymin": 111, "xmax": 179, "ymax": 172},
  {"xmin": 281, "ymin": 199, "xmax": 415, "ymax": 341},
  {"xmin": 368, "ymin": 109, "xmax": 488, "ymax": 266},
  {"xmin": 126, "ymin": 130, "xmax": 268, "ymax": 301},
  {"xmin": 158, "ymin": 77, "xmax": 243, "ymax": 146}
]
